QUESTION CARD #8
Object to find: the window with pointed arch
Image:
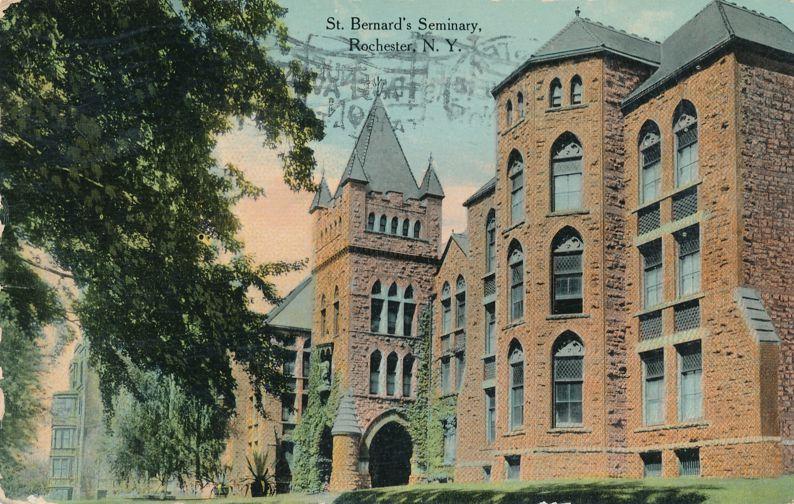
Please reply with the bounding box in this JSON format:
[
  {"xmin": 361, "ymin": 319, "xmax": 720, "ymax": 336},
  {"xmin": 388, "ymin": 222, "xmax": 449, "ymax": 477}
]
[
  {"xmin": 674, "ymin": 100, "xmax": 698, "ymax": 186},
  {"xmin": 391, "ymin": 217, "xmax": 399, "ymax": 235},
  {"xmin": 639, "ymin": 120, "xmax": 662, "ymax": 204},
  {"xmin": 367, "ymin": 212, "xmax": 376, "ymax": 231},
  {"xmin": 441, "ymin": 282, "xmax": 452, "ymax": 334},
  {"xmin": 386, "ymin": 283, "xmax": 400, "ymax": 335},
  {"xmin": 378, "ymin": 215, "xmax": 387, "ymax": 233},
  {"xmin": 332, "ymin": 287, "xmax": 339, "ymax": 337},
  {"xmin": 370, "ymin": 281, "xmax": 384, "ymax": 333},
  {"xmin": 320, "ymin": 294, "xmax": 327, "ymax": 337},
  {"xmin": 550, "ymin": 78, "xmax": 562, "ymax": 108},
  {"xmin": 486, "ymin": 209, "xmax": 496, "ymax": 273},
  {"xmin": 455, "ymin": 276, "xmax": 466, "ymax": 329},
  {"xmin": 551, "ymin": 133, "xmax": 583, "ymax": 212},
  {"xmin": 403, "ymin": 285, "xmax": 416, "ymax": 336},
  {"xmin": 552, "ymin": 228, "xmax": 584, "ymax": 314},
  {"xmin": 508, "ymin": 340, "xmax": 524, "ymax": 430},
  {"xmin": 553, "ymin": 332, "xmax": 584, "ymax": 427},
  {"xmin": 369, "ymin": 350, "xmax": 382, "ymax": 395},
  {"xmin": 402, "ymin": 354, "xmax": 415, "ymax": 397},
  {"xmin": 386, "ymin": 352, "xmax": 398, "ymax": 396},
  {"xmin": 413, "ymin": 220, "xmax": 422, "ymax": 238},
  {"xmin": 402, "ymin": 219, "xmax": 410, "ymax": 236},
  {"xmin": 517, "ymin": 92, "xmax": 525, "ymax": 118},
  {"xmin": 508, "ymin": 150, "xmax": 524, "ymax": 225},
  {"xmin": 570, "ymin": 75, "xmax": 583, "ymax": 105},
  {"xmin": 506, "ymin": 99, "xmax": 513, "ymax": 127},
  {"xmin": 508, "ymin": 241, "xmax": 524, "ymax": 322}
]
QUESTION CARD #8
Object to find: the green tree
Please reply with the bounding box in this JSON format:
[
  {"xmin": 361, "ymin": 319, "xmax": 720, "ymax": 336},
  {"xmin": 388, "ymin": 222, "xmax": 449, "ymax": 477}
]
[
  {"xmin": 0, "ymin": 0, "xmax": 324, "ymax": 419},
  {"xmin": 107, "ymin": 370, "xmax": 226, "ymax": 490}
]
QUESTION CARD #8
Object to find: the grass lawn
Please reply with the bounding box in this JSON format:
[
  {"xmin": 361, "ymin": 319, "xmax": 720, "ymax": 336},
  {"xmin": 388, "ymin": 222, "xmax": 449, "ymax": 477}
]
[{"xmin": 333, "ymin": 476, "xmax": 794, "ymax": 504}]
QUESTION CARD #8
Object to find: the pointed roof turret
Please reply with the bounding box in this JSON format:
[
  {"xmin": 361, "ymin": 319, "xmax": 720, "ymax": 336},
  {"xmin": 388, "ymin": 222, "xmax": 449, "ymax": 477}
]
[
  {"xmin": 419, "ymin": 154, "xmax": 444, "ymax": 199},
  {"xmin": 309, "ymin": 176, "xmax": 333, "ymax": 213},
  {"xmin": 335, "ymin": 96, "xmax": 420, "ymax": 199},
  {"xmin": 331, "ymin": 392, "xmax": 362, "ymax": 436}
]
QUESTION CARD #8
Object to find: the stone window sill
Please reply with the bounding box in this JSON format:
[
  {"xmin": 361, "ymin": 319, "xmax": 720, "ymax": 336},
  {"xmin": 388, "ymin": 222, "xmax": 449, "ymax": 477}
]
[
  {"xmin": 546, "ymin": 209, "xmax": 590, "ymax": 218},
  {"xmin": 548, "ymin": 426, "xmax": 590, "ymax": 434},
  {"xmin": 499, "ymin": 117, "xmax": 526, "ymax": 136},
  {"xmin": 501, "ymin": 221, "xmax": 525, "ymax": 235},
  {"xmin": 633, "ymin": 292, "xmax": 704, "ymax": 318},
  {"xmin": 634, "ymin": 421, "xmax": 708, "ymax": 433},
  {"xmin": 546, "ymin": 313, "xmax": 590, "ymax": 320},
  {"xmin": 502, "ymin": 320, "xmax": 525, "ymax": 330},
  {"xmin": 503, "ymin": 429, "xmax": 526, "ymax": 437},
  {"xmin": 546, "ymin": 103, "xmax": 588, "ymax": 113},
  {"xmin": 363, "ymin": 229, "xmax": 429, "ymax": 244},
  {"xmin": 631, "ymin": 179, "xmax": 702, "ymax": 214}
]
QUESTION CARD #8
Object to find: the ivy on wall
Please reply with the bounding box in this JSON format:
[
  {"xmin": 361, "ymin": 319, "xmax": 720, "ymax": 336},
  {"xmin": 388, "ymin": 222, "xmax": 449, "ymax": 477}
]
[
  {"xmin": 404, "ymin": 304, "xmax": 457, "ymax": 482},
  {"xmin": 291, "ymin": 350, "xmax": 340, "ymax": 493}
]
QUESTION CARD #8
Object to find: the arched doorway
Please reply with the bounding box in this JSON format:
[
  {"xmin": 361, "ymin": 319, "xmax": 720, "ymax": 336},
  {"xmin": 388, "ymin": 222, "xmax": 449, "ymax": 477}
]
[{"xmin": 368, "ymin": 421, "xmax": 412, "ymax": 487}]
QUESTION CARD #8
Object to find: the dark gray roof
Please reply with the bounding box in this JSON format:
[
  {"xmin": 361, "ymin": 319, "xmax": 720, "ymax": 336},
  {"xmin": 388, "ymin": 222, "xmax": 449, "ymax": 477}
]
[
  {"xmin": 451, "ymin": 233, "xmax": 470, "ymax": 256},
  {"xmin": 335, "ymin": 96, "xmax": 420, "ymax": 199},
  {"xmin": 493, "ymin": 17, "xmax": 660, "ymax": 95},
  {"xmin": 331, "ymin": 393, "xmax": 361, "ymax": 436},
  {"xmin": 624, "ymin": 1, "xmax": 794, "ymax": 107},
  {"xmin": 735, "ymin": 287, "xmax": 779, "ymax": 343},
  {"xmin": 419, "ymin": 158, "xmax": 445, "ymax": 198},
  {"xmin": 463, "ymin": 176, "xmax": 496, "ymax": 207},
  {"xmin": 309, "ymin": 178, "xmax": 333, "ymax": 213},
  {"xmin": 266, "ymin": 275, "xmax": 314, "ymax": 332}
]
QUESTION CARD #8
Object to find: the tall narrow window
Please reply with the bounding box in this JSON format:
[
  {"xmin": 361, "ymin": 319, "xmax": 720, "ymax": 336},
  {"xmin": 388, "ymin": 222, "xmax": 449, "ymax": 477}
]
[
  {"xmin": 379, "ymin": 215, "xmax": 387, "ymax": 233},
  {"xmin": 570, "ymin": 75, "xmax": 583, "ymax": 105},
  {"xmin": 403, "ymin": 285, "xmax": 416, "ymax": 336},
  {"xmin": 639, "ymin": 121, "xmax": 662, "ymax": 203},
  {"xmin": 387, "ymin": 283, "xmax": 400, "ymax": 335},
  {"xmin": 552, "ymin": 228, "xmax": 584, "ymax": 314},
  {"xmin": 402, "ymin": 354, "xmax": 414, "ymax": 396},
  {"xmin": 641, "ymin": 240, "xmax": 663, "ymax": 308},
  {"xmin": 550, "ymin": 78, "xmax": 562, "ymax": 108},
  {"xmin": 386, "ymin": 352, "xmax": 398, "ymax": 396},
  {"xmin": 455, "ymin": 276, "xmax": 466, "ymax": 329},
  {"xmin": 441, "ymin": 357, "xmax": 451, "ymax": 394},
  {"xmin": 367, "ymin": 212, "xmax": 375, "ymax": 231},
  {"xmin": 553, "ymin": 333, "xmax": 584, "ymax": 427},
  {"xmin": 508, "ymin": 150, "xmax": 524, "ymax": 225},
  {"xmin": 508, "ymin": 242, "xmax": 524, "ymax": 322},
  {"xmin": 390, "ymin": 217, "xmax": 399, "ymax": 235},
  {"xmin": 676, "ymin": 226, "xmax": 700, "ymax": 297},
  {"xmin": 485, "ymin": 303, "xmax": 496, "ymax": 355},
  {"xmin": 370, "ymin": 281, "xmax": 384, "ymax": 333},
  {"xmin": 369, "ymin": 351, "xmax": 382, "ymax": 395},
  {"xmin": 333, "ymin": 287, "xmax": 339, "ymax": 337},
  {"xmin": 413, "ymin": 220, "xmax": 421, "ymax": 238},
  {"xmin": 486, "ymin": 210, "xmax": 496, "ymax": 273},
  {"xmin": 443, "ymin": 418, "xmax": 457, "ymax": 465},
  {"xmin": 455, "ymin": 353, "xmax": 465, "ymax": 391},
  {"xmin": 508, "ymin": 341, "xmax": 524, "ymax": 430},
  {"xmin": 402, "ymin": 219, "xmax": 410, "ymax": 236},
  {"xmin": 505, "ymin": 99, "xmax": 513, "ymax": 126},
  {"xmin": 441, "ymin": 282, "xmax": 452, "ymax": 334},
  {"xmin": 551, "ymin": 133, "xmax": 583, "ymax": 212},
  {"xmin": 678, "ymin": 342, "xmax": 702, "ymax": 421},
  {"xmin": 674, "ymin": 100, "xmax": 699, "ymax": 186},
  {"xmin": 517, "ymin": 92, "xmax": 525, "ymax": 118},
  {"xmin": 320, "ymin": 295, "xmax": 327, "ymax": 337},
  {"xmin": 643, "ymin": 350, "xmax": 665, "ymax": 425},
  {"xmin": 485, "ymin": 388, "xmax": 496, "ymax": 443}
]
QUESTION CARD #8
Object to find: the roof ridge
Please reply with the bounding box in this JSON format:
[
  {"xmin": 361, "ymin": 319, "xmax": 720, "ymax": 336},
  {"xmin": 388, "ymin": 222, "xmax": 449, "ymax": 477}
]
[
  {"xmin": 715, "ymin": 0, "xmax": 736, "ymax": 37},
  {"xmin": 716, "ymin": 0, "xmax": 783, "ymax": 24},
  {"xmin": 580, "ymin": 16, "xmax": 660, "ymax": 44}
]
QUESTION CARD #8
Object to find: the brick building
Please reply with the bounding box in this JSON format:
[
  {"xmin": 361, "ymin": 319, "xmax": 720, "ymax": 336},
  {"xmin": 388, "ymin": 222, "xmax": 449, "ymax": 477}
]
[{"xmin": 230, "ymin": 0, "xmax": 793, "ymax": 490}]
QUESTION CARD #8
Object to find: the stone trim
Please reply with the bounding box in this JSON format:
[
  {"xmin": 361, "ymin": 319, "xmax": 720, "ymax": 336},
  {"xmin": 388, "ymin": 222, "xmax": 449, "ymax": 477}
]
[
  {"xmin": 546, "ymin": 313, "xmax": 591, "ymax": 321},
  {"xmin": 314, "ymin": 245, "xmax": 438, "ymax": 273},
  {"xmin": 636, "ymin": 327, "xmax": 709, "ymax": 353},
  {"xmin": 631, "ymin": 179, "xmax": 702, "ymax": 214},
  {"xmin": 545, "ymin": 209, "xmax": 591, "ymax": 218},
  {"xmin": 634, "ymin": 292, "xmax": 705, "ymax": 318},
  {"xmin": 634, "ymin": 421, "xmax": 709, "ymax": 433},
  {"xmin": 634, "ymin": 211, "xmax": 706, "ymax": 247}
]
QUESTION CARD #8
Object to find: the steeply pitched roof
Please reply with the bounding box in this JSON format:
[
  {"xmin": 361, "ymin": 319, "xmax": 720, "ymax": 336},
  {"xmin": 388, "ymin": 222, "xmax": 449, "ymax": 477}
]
[
  {"xmin": 331, "ymin": 392, "xmax": 362, "ymax": 436},
  {"xmin": 335, "ymin": 96, "xmax": 420, "ymax": 199},
  {"xmin": 419, "ymin": 157, "xmax": 445, "ymax": 198},
  {"xmin": 493, "ymin": 16, "xmax": 660, "ymax": 95},
  {"xmin": 624, "ymin": 1, "xmax": 794, "ymax": 108},
  {"xmin": 266, "ymin": 275, "xmax": 314, "ymax": 331},
  {"xmin": 735, "ymin": 287, "xmax": 780, "ymax": 343},
  {"xmin": 439, "ymin": 232, "xmax": 469, "ymax": 266},
  {"xmin": 309, "ymin": 178, "xmax": 333, "ymax": 213},
  {"xmin": 463, "ymin": 176, "xmax": 496, "ymax": 207}
]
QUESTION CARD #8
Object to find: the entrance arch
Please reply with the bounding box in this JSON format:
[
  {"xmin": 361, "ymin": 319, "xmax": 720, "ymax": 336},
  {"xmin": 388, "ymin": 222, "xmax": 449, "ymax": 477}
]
[{"xmin": 361, "ymin": 412, "xmax": 413, "ymax": 488}]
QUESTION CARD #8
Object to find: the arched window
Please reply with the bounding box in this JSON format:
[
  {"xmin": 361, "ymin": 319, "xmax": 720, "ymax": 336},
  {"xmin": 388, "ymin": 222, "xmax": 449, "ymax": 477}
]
[
  {"xmin": 508, "ymin": 150, "xmax": 524, "ymax": 225},
  {"xmin": 517, "ymin": 92, "xmax": 525, "ymax": 118},
  {"xmin": 508, "ymin": 241, "xmax": 524, "ymax": 322},
  {"xmin": 386, "ymin": 352, "xmax": 398, "ymax": 396},
  {"xmin": 413, "ymin": 220, "xmax": 421, "ymax": 238},
  {"xmin": 403, "ymin": 285, "xmax": 416, "ymax": 336},
  {"xmin": 506, "ymin": 99, "xmax": 513, "ymax": 126},
  {"xmin": 550, "ymin": 78, "xmax": 562, "ymax": 108},
  {"xmin": 320, "ymin": 295, "xmax": 327, "ymax": 337},
  {"xmin": 369, "ymin": 350, "xmax": 382, "ymax": 395},
  {"xmin": 402, "ymin": 354, "xmax": 414, "ymax": 397},
  {"xmin": 552, "ymin": 228, "xmax": 584, "ymax": 314},
  {"xmin": 673, "ymin": 100, "xmax": 698, "ymax": 186},
  {"xmin": 455, "ymin": 276, "xmax": 466, "ymax": 329},
  {"xmin": 387, "ymin": 283, "xmax": 400, "ymax": 335},
  {"xmin": 570, "ymin": 75, "xmax": 583, "ymax": 105},
  {"xmin": 333, "ymin": 287, "xmax": 339, "ymax": 337},
  {"xmin": 367, "ymin": 212, "xmax": 375, "ymax": 231},
  {"xmin": 486, "ymin": 210, "xmax": 496, "ymax": 273},
  {"xmin": 391, "ymin": 217, "xmax": 399, "ymax": 235},
  {"xmin": 551, "ymin": 133, "xmax": 583, "ymax": 212},
  {"xmin": 639, "ymin": 121, "xmax": 662, "ymax": 204},
  {"xmin": 378, "ymin": 215, "xmax": 387, "ymax": 233},
  {"xmin": 441, "ymin": 282, "xmax": 452, "ymax": 334},
  {"xmin": 370, "ymin": 281, "xmax": 384, "ymax": 333},
  {"xmin": 402, "ymin": 219, "xmax": 410, "ymax": 236},
  {"xmin": 508, "ymin": 340, "xmax": 524, "ymax": 430},
  {"xmin": 553, "ymin": 333, "xmax": 584, "ymax": 427}
]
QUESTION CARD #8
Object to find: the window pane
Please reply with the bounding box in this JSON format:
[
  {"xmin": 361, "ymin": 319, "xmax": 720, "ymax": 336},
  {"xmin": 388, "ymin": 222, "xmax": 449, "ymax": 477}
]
[
  {"xmin": 403, "ymin": 302, "xmax": 415, "ymax": 336},
  {"xmin": 371, "ymin": 298, "xmax": 383, "ymax": 332}
]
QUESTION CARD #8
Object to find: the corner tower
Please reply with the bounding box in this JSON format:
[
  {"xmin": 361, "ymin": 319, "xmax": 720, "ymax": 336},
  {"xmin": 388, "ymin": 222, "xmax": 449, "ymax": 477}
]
[{"xmin": 309, "ymin": 96, "xmax": 443, "ymax": 490}]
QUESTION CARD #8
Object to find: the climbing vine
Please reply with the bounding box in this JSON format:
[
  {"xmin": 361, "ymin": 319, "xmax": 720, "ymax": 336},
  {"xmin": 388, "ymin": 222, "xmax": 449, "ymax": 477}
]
[
  {"xmin": 291, "ymin": 350, "xmax": 340, "ymax": 493},
  {"xmin": 404, "ymin": 304, "xmax": 456, "ymax": 482}
]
